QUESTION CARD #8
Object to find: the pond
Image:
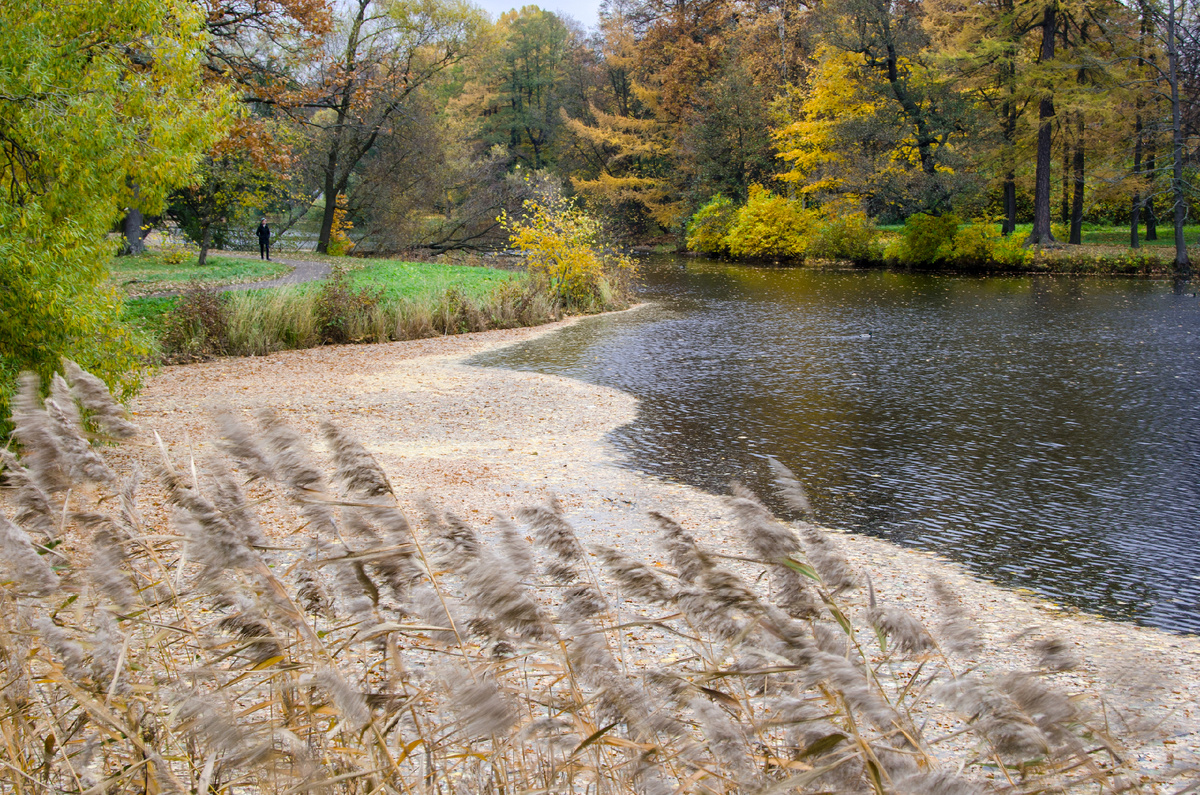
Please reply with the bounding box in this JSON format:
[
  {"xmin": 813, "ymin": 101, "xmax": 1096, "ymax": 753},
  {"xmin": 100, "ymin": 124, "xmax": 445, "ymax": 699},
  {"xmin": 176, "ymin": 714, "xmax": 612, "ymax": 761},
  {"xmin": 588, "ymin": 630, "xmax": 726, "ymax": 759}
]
[{"xmin": 471, "ymin": 256, "xmax": 1200, "ymax": 634}]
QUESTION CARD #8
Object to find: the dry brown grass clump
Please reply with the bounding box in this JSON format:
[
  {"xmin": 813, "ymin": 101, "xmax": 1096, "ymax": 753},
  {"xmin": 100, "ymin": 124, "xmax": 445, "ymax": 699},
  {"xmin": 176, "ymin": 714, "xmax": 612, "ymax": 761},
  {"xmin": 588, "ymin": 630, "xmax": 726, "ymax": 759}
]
[
  {"xmin": 0, "ymin": 364, "xmax": 1195, "ymax": 793},
  {"xmin": 160, "ymin": 277, "xmax": 565, "ymax": 363}
]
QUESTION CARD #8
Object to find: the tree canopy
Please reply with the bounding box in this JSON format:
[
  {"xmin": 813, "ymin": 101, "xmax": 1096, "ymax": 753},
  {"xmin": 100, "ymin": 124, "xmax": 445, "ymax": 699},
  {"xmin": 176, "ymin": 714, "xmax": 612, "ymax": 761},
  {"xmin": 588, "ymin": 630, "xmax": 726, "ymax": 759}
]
[{"xmin": 0, "ymin": 0, "xmax": 230, "ymax": 416}]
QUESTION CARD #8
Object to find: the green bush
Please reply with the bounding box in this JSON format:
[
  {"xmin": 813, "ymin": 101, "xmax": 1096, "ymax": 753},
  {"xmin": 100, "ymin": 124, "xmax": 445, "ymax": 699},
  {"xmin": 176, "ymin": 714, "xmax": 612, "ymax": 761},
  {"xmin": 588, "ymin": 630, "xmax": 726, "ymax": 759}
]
[
  {"xmin": 805, "ymin": 207, "xmax": 879, "ymax": 262},
  {"xmin": 895, "ymin": 213, "xmax": 960, "ymax": 265},
  {"xmin": 723, "ymin": 185, "xmax": 815, "ymax": 259},
  {"xmin": 946, "ymin": 221, "xmax": 999, "ymax": 267},
  {"xmin": 990, "ymin": 230, "xmax": 1031, "ymax": 268},
  {"xmin": 686, "ymin": 195, "xmax": 737, "ymax": 255}
]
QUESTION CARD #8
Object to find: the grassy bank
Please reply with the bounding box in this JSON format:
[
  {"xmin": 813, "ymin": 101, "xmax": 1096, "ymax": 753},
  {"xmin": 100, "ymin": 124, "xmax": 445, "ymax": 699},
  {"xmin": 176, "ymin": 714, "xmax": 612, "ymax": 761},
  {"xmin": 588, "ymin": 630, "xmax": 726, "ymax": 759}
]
[
  {"xmin": 687, "ymin": 191, "xmax": 1200, "ymax": 274},
  {"xmin": 871, "ymin": 222, "xmax": 1196, "ymax": 275},
  {"xmin": 120, "ymin": 256, "xmax": 610, "ymax": 362},
  {"xmin": 874, "ymin": 221, "xmax": 1200, "ymax": 248},
  {"xmin": 110, "ymin": 251, "xmax": 289, "ymax": 296}
]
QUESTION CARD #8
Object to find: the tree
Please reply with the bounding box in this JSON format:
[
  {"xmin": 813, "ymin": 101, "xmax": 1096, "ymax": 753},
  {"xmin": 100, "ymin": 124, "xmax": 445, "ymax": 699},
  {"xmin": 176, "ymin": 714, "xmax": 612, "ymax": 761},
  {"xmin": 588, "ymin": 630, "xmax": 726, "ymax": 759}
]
[
  {"xmin": 166, "ymin": 120, "xmax": 293, "ymax": 265},
  {"xmin": 565, "ymin": 100, "xmax": 681, "ymax": 229},
  {"xmin": 478, "ymin": 7, "xmax": 573, "ymax": 169},
  {"xmin": 0, "ymin": 0, "xmax": 230, "ymax": 418},
  {"xmin": 821, "ymin": 0, "xmax": 981, "ymax": 215},
  {"xmin": 1130, "ymin": 0, "xmax": 1157, "ymax": 247},
  {"xmin": 926, "ymin": 0, "xmax": 1032, "ymax": 234},
  {"xmin": 1106, "ymin": 0, "xmax": 1196, "ymax": 272},
  {"xmin": 1023, "ymin": 1, "xmax": 1065, "ymax": 245},
  {"xmin": 116, "ymin": 0, "xmax": 332, "ymax": 256},
  {"xmin": 1163, "ymin": 0, "xmax": 1192, "ymax": 277},
  {"xmin": 774, "ymin": 17, "xmax": 982, "ymax": 220},
  {"xmin": 563, "ymin": 11, "xmax": 682, "ymax": 231},
  {"xmin": 680, "ymin": 52, "xmax": 776, "ymax": 204},
  {"xmin": 293, "ymin": 0, "xmax": 486, "ymax": 254}
]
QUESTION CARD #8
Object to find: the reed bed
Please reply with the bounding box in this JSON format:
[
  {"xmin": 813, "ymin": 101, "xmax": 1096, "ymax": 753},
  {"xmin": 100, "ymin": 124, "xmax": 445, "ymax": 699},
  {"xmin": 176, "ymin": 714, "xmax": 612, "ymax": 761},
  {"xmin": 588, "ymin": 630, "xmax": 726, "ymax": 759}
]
[
  {"xmin": 0, "ymin": 363, "xmax": 1194, "ymax": 794},
  {"xmin": 158, "ymin": 271, "xmax": 574, "ymax": 363}
]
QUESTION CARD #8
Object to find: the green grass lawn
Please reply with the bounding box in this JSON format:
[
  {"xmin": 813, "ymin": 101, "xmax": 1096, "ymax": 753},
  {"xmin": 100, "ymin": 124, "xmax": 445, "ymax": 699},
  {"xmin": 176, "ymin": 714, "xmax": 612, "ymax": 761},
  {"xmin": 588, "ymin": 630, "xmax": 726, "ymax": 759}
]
[
  {"xmin": 1000, "ymin": 222, "xmax": 1200, "ymax": 247},
  {"xmin": 1072, "ymin": 224, "xmax": 1200, "ymax": 246},
  {"xmin": 121, "ymin": 258, "xmax": 527, "ymax": 329},
  {"xmin": 342, "ymin": 259, "xmax": 525, "ymax": 303},
  {"xmin": 120, "ymin": 295, "xmax": 178, "ymax": 337},
  {"xmin": 110, "ymin": 252, "xmax": 289, "ymax": 296}
]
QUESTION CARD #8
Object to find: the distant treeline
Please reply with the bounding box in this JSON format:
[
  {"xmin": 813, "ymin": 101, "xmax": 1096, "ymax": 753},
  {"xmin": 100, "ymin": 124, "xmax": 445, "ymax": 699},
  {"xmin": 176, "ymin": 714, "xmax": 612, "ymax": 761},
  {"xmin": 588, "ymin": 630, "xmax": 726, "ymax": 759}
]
[{"xmin": 144, "ymin": 0, "xmax": 1200, "ymax": 270}]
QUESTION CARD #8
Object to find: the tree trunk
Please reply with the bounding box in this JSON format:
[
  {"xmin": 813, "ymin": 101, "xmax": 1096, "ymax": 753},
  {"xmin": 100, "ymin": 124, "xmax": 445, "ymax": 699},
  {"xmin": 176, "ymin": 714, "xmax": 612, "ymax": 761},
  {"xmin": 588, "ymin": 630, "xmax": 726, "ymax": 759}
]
[
  {"xmin": 318, "ymin": 190, "xmax": 338, "ymax": 254},
  {"xmin": 1145, "ymin": 156, "xmax": 1158, "ymax": 241},
  {"xmin": 1131, "ymin": 0, "xmax": 1149, "ymax": 249},
  {"xmin": 1001, "ymin": 89, "xmax": 1018, "ymax": 235},
  {"xmin": 1025, "ymin": 4, "xmax": 1058, "ymax": 247},
  {"xmin": 1131, "ymin": 114, "xmax": 1143, "ymax": 248},
  {"xmin": 119, "ymin": 180, "xmax": 148, "ymax": 256},
  {"xmin": 1003, "ymin": 176, "xmax": 1017, "ymax": 235},
  {"xmin": 121, "ymin": 209, "xmax": 147, "ymax": 256},
  {"xmin": 1130, "ymin": 197, "xmax": 1142, "ymax": 249},
  {"xmin": 198, "ymin": 224, "xmax": 212, "ymax": 267},
  {"xmin": 316, "ymin": 0, "xmax": 367, "ymax": 255},
  {"xmin": 1060, "ymin": 130, "xmax": 1071, "ymax": 223},
  {"xmin": 1070, "ymin": 116, "xmax": 1084, "ymax": 244},
  {"xmin": 1000, "ymin": 0, "xmax": 1018, "ymax": 236},
  {"xmin": 1166, "ymin": 0, "xmax": 1191, "ymax": 279}
]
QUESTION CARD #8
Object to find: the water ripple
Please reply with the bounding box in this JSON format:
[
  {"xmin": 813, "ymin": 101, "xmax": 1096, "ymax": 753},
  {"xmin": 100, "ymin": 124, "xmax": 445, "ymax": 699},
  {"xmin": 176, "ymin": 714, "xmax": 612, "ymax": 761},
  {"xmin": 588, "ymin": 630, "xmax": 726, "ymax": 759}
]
[{"xmin": 473, "ymin": 260, "xmax": 1200, "ymax": 633}]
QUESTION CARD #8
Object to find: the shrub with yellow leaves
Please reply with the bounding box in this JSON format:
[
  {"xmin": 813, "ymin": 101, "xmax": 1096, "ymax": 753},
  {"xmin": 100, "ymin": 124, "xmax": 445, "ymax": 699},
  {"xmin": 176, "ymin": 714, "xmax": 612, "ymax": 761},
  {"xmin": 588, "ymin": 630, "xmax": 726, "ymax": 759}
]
[
  {"xmin": 501, "ymin": 189, "xmax": 635, "ymax": 311},
  {"xmin": 723, "ymin": 185, "xmax": 816, "ymax": 259}
]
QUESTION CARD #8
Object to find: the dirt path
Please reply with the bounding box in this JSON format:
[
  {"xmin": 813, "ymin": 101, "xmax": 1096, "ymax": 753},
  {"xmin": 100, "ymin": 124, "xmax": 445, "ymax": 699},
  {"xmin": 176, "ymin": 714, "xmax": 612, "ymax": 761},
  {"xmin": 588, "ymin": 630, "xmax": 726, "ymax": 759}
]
[
  {"xmin": 220, "ymin": 255, "xmax": 331, "ymax": 291},
  {"xmin": 119, "ymin": 317, "xmax": 1200, "ymax": 777},
  {"xmin": 138, "ymin": 255, "xmax": 331, "ymax": 298}
]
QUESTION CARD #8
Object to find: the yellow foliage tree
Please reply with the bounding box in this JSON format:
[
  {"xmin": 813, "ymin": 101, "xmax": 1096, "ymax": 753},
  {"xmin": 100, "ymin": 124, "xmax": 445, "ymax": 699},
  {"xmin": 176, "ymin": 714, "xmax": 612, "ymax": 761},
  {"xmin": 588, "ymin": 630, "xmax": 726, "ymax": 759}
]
[
  {"xmin": 773, "ymin": 22, "xmax": 979, "ymax": 219},
  {"xmin": 773, "ymin": 47, "xmax": 882, "ymax": 198},
  {"xmin": 565, "ymin": 101, "xmax": 682, "ymax": 229},
  {"xmin": 562, "ymin": 14, "xmax": 683, "ymax": 231},
  {"xmin": 328, "ymin": 194, "xmax": 355, "ymax": 256}
]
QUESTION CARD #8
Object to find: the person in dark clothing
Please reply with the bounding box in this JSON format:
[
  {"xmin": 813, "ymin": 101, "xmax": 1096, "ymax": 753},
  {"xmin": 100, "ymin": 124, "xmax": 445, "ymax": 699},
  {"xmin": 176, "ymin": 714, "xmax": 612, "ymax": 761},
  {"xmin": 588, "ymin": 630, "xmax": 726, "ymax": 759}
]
[{"xmin": 257, "ymin": 218, "xmax": 271, "ymax": 260}]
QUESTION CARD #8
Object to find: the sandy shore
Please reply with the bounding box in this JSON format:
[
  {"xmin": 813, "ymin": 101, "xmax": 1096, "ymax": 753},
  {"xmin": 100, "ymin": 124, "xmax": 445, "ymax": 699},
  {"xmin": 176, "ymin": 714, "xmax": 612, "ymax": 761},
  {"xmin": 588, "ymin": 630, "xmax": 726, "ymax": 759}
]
[{"xmin": 123, "ymin": 315, "xmax": 1200, "ymax": 774}]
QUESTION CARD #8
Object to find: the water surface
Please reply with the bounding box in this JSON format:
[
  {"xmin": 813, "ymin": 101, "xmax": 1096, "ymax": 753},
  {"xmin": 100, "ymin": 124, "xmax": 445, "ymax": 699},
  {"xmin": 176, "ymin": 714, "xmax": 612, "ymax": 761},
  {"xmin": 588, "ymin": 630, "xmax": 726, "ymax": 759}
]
[{"xmin": 472, "ymin": 258, "xmax": 1200, "ymax": 633}]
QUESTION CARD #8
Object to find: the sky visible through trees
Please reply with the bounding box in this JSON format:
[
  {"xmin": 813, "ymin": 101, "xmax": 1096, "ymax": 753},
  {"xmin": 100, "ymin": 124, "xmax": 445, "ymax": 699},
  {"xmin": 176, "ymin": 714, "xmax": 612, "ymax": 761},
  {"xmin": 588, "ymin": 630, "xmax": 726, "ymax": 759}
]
[{"xmin": 478, "ymin": 0, "xmax": 604, "ymax": 29}]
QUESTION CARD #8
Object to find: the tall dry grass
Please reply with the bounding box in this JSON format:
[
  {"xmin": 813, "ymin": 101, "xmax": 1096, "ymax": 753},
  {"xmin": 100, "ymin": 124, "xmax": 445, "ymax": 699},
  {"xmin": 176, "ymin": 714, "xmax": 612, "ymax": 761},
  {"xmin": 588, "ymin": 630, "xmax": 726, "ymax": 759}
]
[
  {"xmin": 161, "ymin": 274, "xmax": 566, "ymax": 362},
  {"xmin": 0, "ymin": 363, "xmax": 1194, "ymax": 793}
]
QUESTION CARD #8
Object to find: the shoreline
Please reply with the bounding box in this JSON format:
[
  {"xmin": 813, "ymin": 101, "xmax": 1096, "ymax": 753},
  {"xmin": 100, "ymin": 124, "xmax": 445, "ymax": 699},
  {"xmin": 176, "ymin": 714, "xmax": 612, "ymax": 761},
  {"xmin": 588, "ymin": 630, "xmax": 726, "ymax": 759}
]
[{"xmin": 122, "ymin": 315, "xmax": 1200, "ymax": 773}]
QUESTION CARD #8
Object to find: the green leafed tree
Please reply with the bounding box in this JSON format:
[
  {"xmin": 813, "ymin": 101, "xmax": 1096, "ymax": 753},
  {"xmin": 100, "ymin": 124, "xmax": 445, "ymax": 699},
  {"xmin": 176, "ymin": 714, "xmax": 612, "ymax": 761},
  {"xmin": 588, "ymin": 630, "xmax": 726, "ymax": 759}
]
[
  {"xmin": 167, "ymin": 121, "xmax": 296, "ymax": 265},
  {"xmin": 0, "ymin": 0, "xmax": 231, "ymax": 421},
  {"xmin": 479, "ymin": 6, "xmax": 574, "ymax": 170}
]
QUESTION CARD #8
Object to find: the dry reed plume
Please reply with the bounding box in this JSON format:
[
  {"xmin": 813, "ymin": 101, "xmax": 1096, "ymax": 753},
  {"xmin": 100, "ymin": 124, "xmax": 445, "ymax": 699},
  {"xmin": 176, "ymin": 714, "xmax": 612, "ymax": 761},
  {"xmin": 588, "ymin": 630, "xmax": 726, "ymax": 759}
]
[{"xmin": 0, "ymin": 363, "xmax": 1194, "ymax": 794}]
